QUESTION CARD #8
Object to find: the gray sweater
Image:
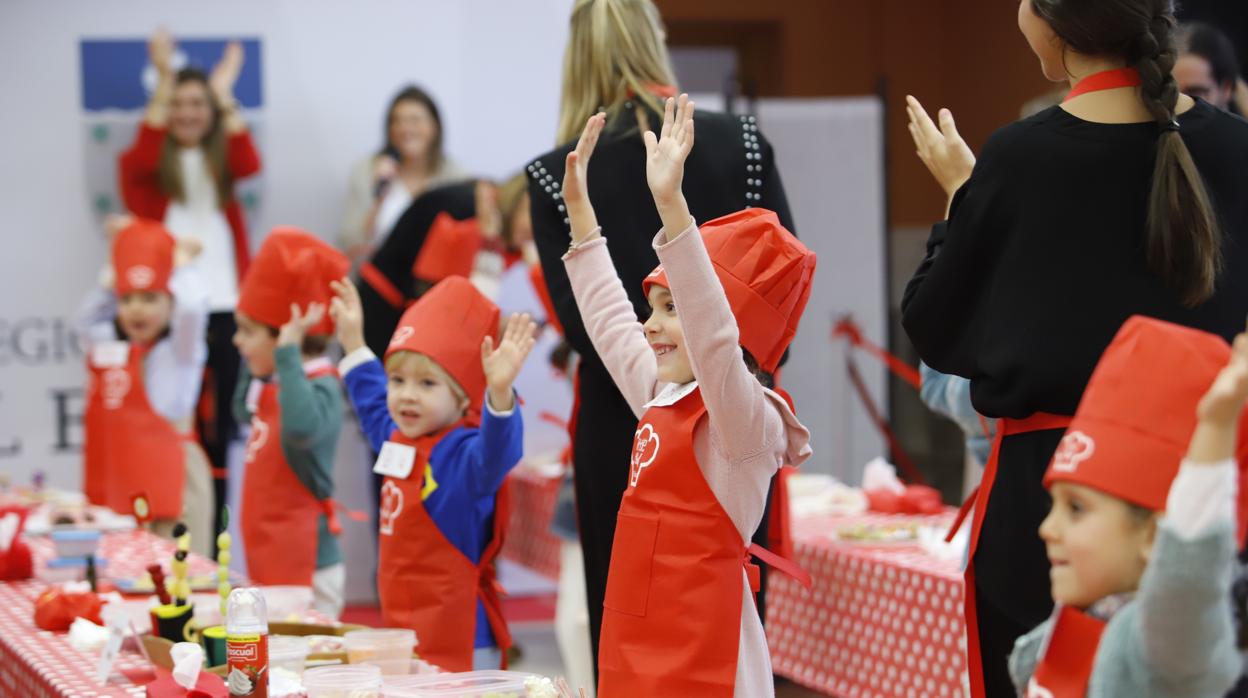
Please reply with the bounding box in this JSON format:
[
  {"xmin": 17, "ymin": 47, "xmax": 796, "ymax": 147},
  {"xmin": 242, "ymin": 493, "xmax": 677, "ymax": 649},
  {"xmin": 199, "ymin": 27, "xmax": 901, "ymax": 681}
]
[{"xmin": 1009, "ymin": 521, "xmax": 1239, "ymax": 697}]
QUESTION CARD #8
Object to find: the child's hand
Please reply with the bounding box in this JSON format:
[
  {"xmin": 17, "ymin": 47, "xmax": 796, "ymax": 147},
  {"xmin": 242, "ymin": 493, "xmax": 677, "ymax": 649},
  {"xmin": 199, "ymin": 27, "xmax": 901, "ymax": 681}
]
[
  {"xmin": 1198, "ymin": 332, "xmax": 1248, "ymax": 426},
  {"xmin": 562, "ymin": 112, "xmax": 605, "ymax": 243},
  {"xmin": 643, "ymin": 94, "xmax": 695, "ymax": 238},
  {"xmin": 481, "ymin": 313, "xmax": 538, "ymax": 412},
  {"xmin": 277, "ymin": 303, "xmax": 325, "ymax": 349},
  {"xmin": 329, "ymin": 277, "xmax": 366, "ymax": 354},
  {"xmin": 173, "ymin": 236, "xmax": 203, "ymax": 267},
  {"xmin": 1187, "ymin": 330, "xmax": 1248, "ymax": 464}
]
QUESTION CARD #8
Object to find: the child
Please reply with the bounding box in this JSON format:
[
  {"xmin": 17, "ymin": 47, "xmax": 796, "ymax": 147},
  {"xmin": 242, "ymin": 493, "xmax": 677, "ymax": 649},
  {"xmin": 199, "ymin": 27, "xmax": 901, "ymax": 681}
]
[
  {"xmin": 1009, "ymin": 315, "xmax": 1247, "ymax": 697},
  {"xmin": 79, "ymin": 217, "xmax": 213, "ymax": 555},
  {"xmin": 560, "ymin": 96, "xmax": 815, "ymax": 697},
  {"xmin": 232, "ymin": 227, "xmax": 349, "ymax": 618},
  {"xmin": 329, "ymin": 274, "xmax": 536, "ymax": 672}
]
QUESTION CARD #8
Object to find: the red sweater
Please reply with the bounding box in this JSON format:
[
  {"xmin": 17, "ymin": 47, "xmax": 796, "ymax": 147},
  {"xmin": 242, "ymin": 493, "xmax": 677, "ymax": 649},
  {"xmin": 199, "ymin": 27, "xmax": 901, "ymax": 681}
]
[{"xmin": 118, "ymin": 123, "xmax": 262, "ymax": 280}]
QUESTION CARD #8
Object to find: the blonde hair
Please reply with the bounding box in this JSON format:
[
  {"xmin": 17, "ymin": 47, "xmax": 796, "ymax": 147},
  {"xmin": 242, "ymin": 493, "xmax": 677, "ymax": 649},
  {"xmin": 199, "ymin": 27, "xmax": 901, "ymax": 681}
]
[
  {"xmin": 556, "ymin": 0, "xmax": 677, "ymax": 144},
  {"xmin": 384, "ymin": 351, "xmax": 469, "ymax": 407},
  {"xmin": 497, "ymin": 172, "xmax": 528, "ymax": 248}
]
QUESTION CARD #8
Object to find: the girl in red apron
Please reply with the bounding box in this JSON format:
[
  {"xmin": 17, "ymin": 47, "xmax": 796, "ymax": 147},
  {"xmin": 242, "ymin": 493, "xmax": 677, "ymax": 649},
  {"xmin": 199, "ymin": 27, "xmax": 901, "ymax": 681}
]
[
  {"xmin": 329, "ymin": 274, "xmax": 537, "ymax": 672},
  {"xmin": 79, "ymin": 217, "xmax": 214, "ymax": 555},
  {"xmin": 1009, "ymin": 316, "xmax": 1248, "ymax": 696},
  {"xmin": 902, "ymin": 2, "xmax": 1248, "ymax": 694},
  {"xmin": 232, "ymin": 228, "xmax": 351, "ymax": 617},
  {"xmin": 560, "ymin": 96, "xmax": 814, "ymax": 697}
]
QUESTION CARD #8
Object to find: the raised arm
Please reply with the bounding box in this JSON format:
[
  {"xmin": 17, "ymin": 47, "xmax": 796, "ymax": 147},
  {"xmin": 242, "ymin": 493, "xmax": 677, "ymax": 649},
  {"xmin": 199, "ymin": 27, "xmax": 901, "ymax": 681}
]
[
  {"xmin": 560, "ymin": 113, "xmax": 660, "ymax": 415},
  {"xmin": 645, "ymin": 95, "xmax": 774, "ymax": 460}
]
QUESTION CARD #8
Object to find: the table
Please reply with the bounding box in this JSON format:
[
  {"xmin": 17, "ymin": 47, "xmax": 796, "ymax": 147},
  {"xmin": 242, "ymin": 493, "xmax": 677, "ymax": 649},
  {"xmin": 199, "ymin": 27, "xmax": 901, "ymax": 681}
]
[
  {"xmin": 499, "ymin": 467, "xmax": 562, "ymax": 580},
  {"xmin": 767, "ymin": 512, "xmax": 969, "ymax": 698},
  {"xmin": 0, "ymin": 530, "xmax": 221, "ymax": 698}
]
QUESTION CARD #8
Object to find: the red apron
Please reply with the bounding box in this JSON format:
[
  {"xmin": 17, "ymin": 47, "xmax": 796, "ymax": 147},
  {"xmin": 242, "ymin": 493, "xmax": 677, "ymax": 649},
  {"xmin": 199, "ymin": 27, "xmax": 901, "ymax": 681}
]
[
  {"xmin": 598, "ymin": 387, "xmax": 807, "ymax": 698},
  {"xmin": 240, "ymin": 363, "xmax": 340, "ymax": 586},
  {"xmin": 1026, "ymin": 606, "xmax": 1106, "ymax": 697},
  {"xmin": 83, "ymin": 341, "xmax": 186, "ymax": 519},
  {"xmin": 375, "ymin": 428, "xmax": 512, "ymax": 673},
  {"xmin": 947, "ymin": 413, "xmax": 1072, "ymax": 698}
]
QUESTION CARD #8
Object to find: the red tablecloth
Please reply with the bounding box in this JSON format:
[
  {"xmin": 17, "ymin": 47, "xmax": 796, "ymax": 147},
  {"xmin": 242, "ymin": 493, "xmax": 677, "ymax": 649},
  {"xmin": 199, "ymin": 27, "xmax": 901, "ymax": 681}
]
[
  {"xmin": 767, "ymin": 512, "xmax": 969, "ymax": 698},
  {"xmin": 0, "ymin": 531, "xmax": 221, "ymax": 698},
  {"xmin": 499, "ymin": 468, "xmax": 562, "ymax": 580}
]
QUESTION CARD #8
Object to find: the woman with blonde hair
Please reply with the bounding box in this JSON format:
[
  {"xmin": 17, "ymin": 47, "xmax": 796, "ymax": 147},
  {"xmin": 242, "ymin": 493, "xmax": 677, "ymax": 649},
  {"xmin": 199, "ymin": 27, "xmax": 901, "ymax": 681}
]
[{"xmin": 526, "ymin": 0, "xmax": 796, "ymax": 672}]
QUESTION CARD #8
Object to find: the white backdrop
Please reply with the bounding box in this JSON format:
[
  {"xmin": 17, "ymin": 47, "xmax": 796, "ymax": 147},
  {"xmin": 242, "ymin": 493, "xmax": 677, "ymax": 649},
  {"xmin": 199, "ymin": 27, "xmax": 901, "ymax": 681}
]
[{"xmin": 0, "ymin": 0, "xmax": 573, "ymax": 487}]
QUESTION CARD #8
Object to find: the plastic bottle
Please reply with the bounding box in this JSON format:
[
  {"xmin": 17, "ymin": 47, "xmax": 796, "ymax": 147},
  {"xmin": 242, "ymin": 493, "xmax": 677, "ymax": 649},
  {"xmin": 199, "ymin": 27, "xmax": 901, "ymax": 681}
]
[{"xmin": 225, "ymin": 587, "xmax": 269, "ymax": 697}]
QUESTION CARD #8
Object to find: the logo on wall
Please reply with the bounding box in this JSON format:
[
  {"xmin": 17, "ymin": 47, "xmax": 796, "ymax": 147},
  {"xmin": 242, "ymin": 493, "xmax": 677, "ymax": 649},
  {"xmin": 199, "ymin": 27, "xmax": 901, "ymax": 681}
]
[{"xmin": 79, "ymin": 37, "xmax": 265, "ymax": 221}]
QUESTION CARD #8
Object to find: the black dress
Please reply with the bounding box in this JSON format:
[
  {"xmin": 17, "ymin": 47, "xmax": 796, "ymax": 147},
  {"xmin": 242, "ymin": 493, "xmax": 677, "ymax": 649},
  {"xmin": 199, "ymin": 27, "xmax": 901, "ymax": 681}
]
[
  {"xmin": 527, "ymin": 104, "xmax": 796, "ymax": 664},
  {"xmin": 902, "ymin": 100, "xmax": 1248, "ymax": 696}
]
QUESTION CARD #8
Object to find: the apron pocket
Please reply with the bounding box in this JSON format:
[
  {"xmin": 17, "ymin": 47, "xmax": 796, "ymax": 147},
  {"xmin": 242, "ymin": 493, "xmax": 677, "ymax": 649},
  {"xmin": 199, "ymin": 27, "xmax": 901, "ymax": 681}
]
[{"xmin": 603, "ymin": 513, "xmax": 658, "ymax": 617}]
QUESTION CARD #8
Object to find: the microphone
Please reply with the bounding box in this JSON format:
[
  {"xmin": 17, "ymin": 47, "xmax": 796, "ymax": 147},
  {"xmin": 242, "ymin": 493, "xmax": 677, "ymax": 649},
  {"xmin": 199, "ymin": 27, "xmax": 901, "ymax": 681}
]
[{"xmin": 374, "ymin": 145, "xmax": 400, "ymax": 199}]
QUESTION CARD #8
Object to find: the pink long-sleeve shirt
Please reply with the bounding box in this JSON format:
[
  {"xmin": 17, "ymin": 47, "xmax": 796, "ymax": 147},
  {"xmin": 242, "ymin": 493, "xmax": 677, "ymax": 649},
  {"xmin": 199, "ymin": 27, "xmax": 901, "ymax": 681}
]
[{"xmin": 564, "ymin": 221, "xmax": 812, "ymax": 698}]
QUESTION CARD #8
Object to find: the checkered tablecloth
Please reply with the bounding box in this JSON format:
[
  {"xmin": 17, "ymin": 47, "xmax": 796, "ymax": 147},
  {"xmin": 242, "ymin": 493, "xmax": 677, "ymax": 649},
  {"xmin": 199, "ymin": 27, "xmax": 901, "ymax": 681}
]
[
  {"xmin": 767, "ymin": 512, "xmax": 969, "ymax": 698},
  {"xmin": 0, "ymin": 530, "xmax": 222, "ymax": 698},
  {"xmin": 499, "ymin": 468, "xmax": 563, "ymax": 580}
]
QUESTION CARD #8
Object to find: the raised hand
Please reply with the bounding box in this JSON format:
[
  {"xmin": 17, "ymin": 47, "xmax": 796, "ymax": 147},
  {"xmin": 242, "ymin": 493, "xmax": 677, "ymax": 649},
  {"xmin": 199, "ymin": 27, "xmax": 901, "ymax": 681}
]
[
  {"xmin": 906, "ymin": 96, "xmax": 976, "ymax": 207},
  {"xmin": 149, "ymin": 27, "xmax": 175, "ymax": 77},
  {"xmin": 329, "ymin": 277, "xmax": 366, "ymax": 354},
  {"xmin": 277, "ymin": 302, "xmax": 326, "ymax": 349},
  {"xmin": 481, "ymin": 313, "xmax": 538, "ymax": 412},
  {"xmin": 173, "ymin": 236, "xmax": 203, "ymax": 267},
  {"xmin": 643, "ymin": 95, "xmax": 696, "ymax": 237},
  {"xmin": 209, "ymin": 41, "xmax": 244, "ymax": 105},
  {"xmin": 1187, "ymin": 328, "xmax": 1248, "ymax": 465},
  {"xmin": 562, "ymin": 112, "xmax": 606, "ymax": 243}
]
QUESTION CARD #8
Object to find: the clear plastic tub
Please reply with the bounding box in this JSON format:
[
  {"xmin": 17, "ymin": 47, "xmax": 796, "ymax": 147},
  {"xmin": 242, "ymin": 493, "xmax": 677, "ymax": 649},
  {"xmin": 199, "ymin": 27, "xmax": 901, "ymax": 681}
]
[
  {"xmin": 259, "ymin": 585, "xmax": 313, "ymax": 621},
  {"xmin": 269, "ymin": 635, "xmax": 310, "ymax": 677},
  {"xmin": 380, "ymin": 671, "xmax": 541, "ymax": 697},
  {"xmin": 345, "ymin": 628, "xmax": 417, "ymax": 675},
  {"xmin": 303, "ymin": 664, "xmax": 383, "ymax": 698}
]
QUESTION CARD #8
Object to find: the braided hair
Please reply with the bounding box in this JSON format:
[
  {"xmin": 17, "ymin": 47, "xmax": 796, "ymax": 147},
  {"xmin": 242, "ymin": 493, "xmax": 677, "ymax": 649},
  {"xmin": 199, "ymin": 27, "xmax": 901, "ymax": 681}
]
[{"xmin": 1030, "ymin": 0, "xmax": 1223, "ymax": 307}]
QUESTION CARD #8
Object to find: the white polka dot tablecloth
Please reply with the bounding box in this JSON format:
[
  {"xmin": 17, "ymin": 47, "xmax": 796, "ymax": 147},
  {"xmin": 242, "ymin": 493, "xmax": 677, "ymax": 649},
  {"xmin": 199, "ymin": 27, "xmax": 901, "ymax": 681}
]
[
  {"xmin": 499, "ymin": 469, "xmax": 562, "ymax": 580},
  {"xmin": 767, "ymin": 512, "xmax": 969, "ymax": 698},
  {"xmin": 0, "ymin": 530, "xmax": 222, "ymax": 697}
]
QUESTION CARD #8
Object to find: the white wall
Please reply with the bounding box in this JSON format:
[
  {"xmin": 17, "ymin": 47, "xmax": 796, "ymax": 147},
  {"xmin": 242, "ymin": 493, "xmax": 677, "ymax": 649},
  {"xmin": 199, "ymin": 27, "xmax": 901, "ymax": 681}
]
[{"xmin": 0, "ymin": 0, "xmax": 572, "ymax": 488}]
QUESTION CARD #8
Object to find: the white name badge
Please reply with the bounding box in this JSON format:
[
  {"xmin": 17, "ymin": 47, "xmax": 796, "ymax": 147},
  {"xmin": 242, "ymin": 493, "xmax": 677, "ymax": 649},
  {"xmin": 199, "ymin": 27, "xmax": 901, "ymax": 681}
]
[
  {"xmin": 373, "ymin": 441, "xmax": 417, "ymax": 479},
  {"xmin": 91, "ymin": 341, "xmax": 130, "ymax": 368}
]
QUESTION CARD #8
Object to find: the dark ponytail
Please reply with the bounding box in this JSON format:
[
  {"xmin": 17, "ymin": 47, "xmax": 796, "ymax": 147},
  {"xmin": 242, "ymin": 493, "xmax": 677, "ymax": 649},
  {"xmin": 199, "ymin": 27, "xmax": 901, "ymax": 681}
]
[{"xmin": 1031, "ymin": 0, "xmax": 1223, "ymax": 306}]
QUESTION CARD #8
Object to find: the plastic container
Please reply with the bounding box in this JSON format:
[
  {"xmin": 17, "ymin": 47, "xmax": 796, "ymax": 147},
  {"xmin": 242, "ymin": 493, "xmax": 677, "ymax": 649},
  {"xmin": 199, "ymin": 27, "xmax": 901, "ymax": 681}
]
[
  {"xmin": 49, "ymin": 529, "xmax": 101, "ymax": 558},
  {"xmin": 268, "ymin": 635, "xmax": 309, "ymax": 678},
  {"xmin": 226, "ymin": 587, "xmax": 269, "ymax": 697},
  {"xmin": 258, "ymin": 585, "xmax": 313, "ymax": 621},
  {"xmin": 303, "ymin": 664, "xmax": 383, "ymax": 698},
  {"xmin": 345, "ymin": 629, "xmax": 416, "ymax": 675},
  {"xmin": 380, "ymin": 671, "xmax": 541, "ymax": 697}
]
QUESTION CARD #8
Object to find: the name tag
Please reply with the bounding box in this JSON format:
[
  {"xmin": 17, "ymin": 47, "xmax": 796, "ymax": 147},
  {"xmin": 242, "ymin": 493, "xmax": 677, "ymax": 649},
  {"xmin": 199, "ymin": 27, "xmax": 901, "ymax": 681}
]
[
  {"xmin": 91, "ymin": 341, "xmax": 130, "ymax": 368},
  {"xmin": 373, "ymin": 442, "xmax": 417, "ymax": 479}
]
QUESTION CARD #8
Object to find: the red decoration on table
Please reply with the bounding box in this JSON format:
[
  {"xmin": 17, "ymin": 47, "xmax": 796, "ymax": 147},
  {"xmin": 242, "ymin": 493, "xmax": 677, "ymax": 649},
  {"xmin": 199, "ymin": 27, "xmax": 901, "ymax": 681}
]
[
  {"xmin": 144, "ymin": 670, "xmax": 228, "ymax": 698},
  {"xmin": 0, "ymin": 506, "xmax": 33, "ymax": 581},
  {"xmin": 33, "ymin": 586, "xmax": 104, "ymax": 631}
]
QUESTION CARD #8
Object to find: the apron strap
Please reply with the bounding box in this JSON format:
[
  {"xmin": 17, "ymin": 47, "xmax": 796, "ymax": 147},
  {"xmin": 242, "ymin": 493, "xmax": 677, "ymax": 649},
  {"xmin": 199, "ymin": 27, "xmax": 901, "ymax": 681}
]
[
  {"xmin": 746, "ymin": 542, "xmax": 812, "ymax": 591},
  {"xmin": 320, "ymin": 499, "xmax": 368, "ymax": 537},
  {"xmin": 359, "ymin": 262, "xmax": 410, "ymax": 310}
]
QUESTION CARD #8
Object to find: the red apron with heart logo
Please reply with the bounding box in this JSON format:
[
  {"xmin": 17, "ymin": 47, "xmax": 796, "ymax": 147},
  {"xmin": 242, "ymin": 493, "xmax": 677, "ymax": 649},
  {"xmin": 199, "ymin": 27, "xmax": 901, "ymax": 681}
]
[
  {"xmin": 598, "ymin": 387, "xmax": 807, "ymax": 697},
  {"xmin": 1026, "ymin": 606, "xmax": 1106, "ymax": 697},
  {"xmin": 240, "ymin": 363, "xmax": 340, "ymax": 586},
  {"xmin": 83, "ymin": 342, "xmax": 186, "ymax": 519},
  {"xmin": 376, "ymin": 428, "xmax": 513, "ymax": 673}
]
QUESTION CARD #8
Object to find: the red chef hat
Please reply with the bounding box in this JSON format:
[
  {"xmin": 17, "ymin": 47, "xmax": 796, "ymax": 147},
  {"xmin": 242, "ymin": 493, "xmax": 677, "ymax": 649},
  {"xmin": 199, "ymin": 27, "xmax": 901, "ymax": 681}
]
[
  {"xmin": 412, "ymin": 212, "xmax": 484, "ymax": 284},
  {"xmin": 1043, "ymin": 315, "xmax": 1248, "ymax": 545},
  {"xmin": 385, "ymin": 276, "xmax": 500, "ymax": 421},
  {"xmin": 237, "ymin": 228, "xmax": 349, "ymax": 336},
  {"xmin": 113, "ymin": 219, "xmax": 176, "ymax": 295},
  {"xmin": 642, "ymin": 208, "xmax": 816, "ymax": 373}
]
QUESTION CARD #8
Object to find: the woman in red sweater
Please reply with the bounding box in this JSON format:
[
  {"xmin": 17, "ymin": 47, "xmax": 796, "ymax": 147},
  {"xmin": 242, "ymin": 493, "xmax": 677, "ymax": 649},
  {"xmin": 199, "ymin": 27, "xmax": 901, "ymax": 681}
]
[{"xmin": 118, "ymin": 28, "xmax": 262, "ymax": 517}]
